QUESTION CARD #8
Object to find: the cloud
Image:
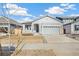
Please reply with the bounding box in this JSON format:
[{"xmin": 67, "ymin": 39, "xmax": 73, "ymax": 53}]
[
  {"xmin": 39, "ymin": 14, "xmax": 44, "ymax": 16},
  {"xmin": 64, "ymin": 4, "xmax": 76, "ymax": 10},
  {"xmin": 4, "ymin": 3, "xmax": 33, "ymax": 16},
  {"xmin": 8, "ymin": 9, "xmax": 31, "ymax": 16},
  {"xmin": 45, "ymin": 6, "xmax": 66, "ymax": 14},
  {"xmin": 45, "ymin": 3, "xmax": 76, "ymax": 15},
  {"xmin": 60, "ymin": 3, "xmax": 69, "ymax": 7},
  {"xmin": 60, "ymin": 3, "xmax": 76, "ymax": 10},
  {"xmin": 69, "ymin": 14, "xmax": 79, "ymax": 16},
  {"xmin": 3, "ymin": 3, "xmax": 21, "ymax": 9}
]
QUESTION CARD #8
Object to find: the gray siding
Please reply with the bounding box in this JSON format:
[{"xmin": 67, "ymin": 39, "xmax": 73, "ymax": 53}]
[
  {"xmin": 71, "ymin": 21, "xmax": 79, "ymax": 34},
  {"xmin": 63, "ymin": 24, "xmax": 71, "ymax": 34}
]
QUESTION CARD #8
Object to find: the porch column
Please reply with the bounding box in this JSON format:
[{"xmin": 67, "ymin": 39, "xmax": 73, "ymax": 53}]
[
  {"xmin": 22, "ymin": 24, "xmax": 25, "ymax": 33},
  {"xmin": 31, "ymin": 23, "xmax": 34, "ymax": 33},
  {"xmin": 39, "ymin": 24, "xmax": 42, "ymax": 34}
]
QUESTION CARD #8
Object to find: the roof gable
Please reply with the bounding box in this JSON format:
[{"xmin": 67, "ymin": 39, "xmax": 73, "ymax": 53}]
[{"xmin": 32, "ymin": 15, "xmax": 62, "ymax": 25}]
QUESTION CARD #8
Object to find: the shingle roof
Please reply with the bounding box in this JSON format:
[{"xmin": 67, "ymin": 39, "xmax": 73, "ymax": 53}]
[
  {"xmin": 63, "ymin": 20, "xmax": 79, "ymax": 26},
  {"xmin": 56, "ymin": 16, "xmax": 78, "ymax": 21},
  {"xmin": 32, "ymin": 14, "xmax": 62, "ymax": 23}
]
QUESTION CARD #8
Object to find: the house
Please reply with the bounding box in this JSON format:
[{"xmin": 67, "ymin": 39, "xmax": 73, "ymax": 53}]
[
  {"xmin": 56, "ymin": 16, "xmax": 76, "ymax": 24},
  {"xmin": 22, "ymin": 15, "xmax": 63, "ymax": 35},
  {"xmin": 0, "ymin": 16, "xmax": 21, "ymax": 35},
  {"xmin": 63, "ymin": 16, "xmax": 79, "ymax": 34}
]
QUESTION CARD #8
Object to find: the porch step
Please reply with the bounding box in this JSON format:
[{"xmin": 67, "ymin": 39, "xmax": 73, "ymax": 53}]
[{"xmin": 22, "ymin": 33, "xmax": 33, "ymax": 36}]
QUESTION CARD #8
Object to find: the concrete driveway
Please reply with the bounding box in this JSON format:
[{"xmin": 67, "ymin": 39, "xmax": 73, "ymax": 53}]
[
  {"xmin": 12, "ymin": 34, "xmax": 79, "ymax": 56},
  {"xmin": 43, "ymin": 34, "xmax": 79, "ymax": 56}
]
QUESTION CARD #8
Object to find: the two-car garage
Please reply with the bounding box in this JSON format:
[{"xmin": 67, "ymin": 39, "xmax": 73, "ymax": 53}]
[{"xmin": 41, "ymin": 25, "xmax": 60, "ymax": 35}]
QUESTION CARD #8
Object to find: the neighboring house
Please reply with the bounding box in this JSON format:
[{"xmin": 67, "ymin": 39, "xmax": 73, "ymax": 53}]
[
  {"xmin": 22, "ymin": 15, "xmax": 63, "ymax": 35},
  {"xmin": 56, "ymin": 16, "xmax": 76, "ymax": 24},
  {"xmin": 0, "ymin": 16, "xmax": 21, "ymax": 35},
  {"xmin": 63, "ymin": 17, "xmax": 79, "ymax": 34}
]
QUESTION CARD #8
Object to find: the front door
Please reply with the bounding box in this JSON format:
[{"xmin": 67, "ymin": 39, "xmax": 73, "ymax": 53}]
[{"xmin": 34, "ymin": 24, "xmax": 39, "ymax": 33}]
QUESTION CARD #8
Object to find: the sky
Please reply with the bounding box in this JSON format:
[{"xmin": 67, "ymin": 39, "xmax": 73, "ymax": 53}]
[{"xmin": 0, "ymin": 3, "xmax": 79, "ymax": 23}]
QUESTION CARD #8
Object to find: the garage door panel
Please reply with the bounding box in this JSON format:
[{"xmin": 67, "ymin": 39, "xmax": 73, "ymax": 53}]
[{"xmin": 41, "ymin": 26, "xmax": 60, "ymax": 35}]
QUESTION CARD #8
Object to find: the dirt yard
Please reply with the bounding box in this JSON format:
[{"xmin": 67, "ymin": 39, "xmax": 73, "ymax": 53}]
[
  {"xmin": 0, "ymin": 35, "xmax": 51, "ymax": 56},
  {"xmin": 15, "ymin": 49, "xmax": 55, "ymax": 56},
  {"xmin": 0, "ymin": 34, "xmax": 44, "ymax": 45}
]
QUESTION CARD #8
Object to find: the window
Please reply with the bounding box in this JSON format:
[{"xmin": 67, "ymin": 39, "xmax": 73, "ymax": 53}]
[
  {"xmin": 75, "ymin": 25, "xmax": 79, "ymax": 31},
  {"xmin": 25, "ymin": 25, "xmax": 31, "ymax": 30}
]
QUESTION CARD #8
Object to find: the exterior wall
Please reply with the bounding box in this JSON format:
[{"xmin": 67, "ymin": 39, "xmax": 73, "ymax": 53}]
[
  {"xmin": 63, "ymin": 24, "xmax": 71, "ymax": 34},
  {"xmin": 71, "ymin": 22, "xmax": 79, "ymax": 34},
  {"xmin": 76, "ymin": 18, "xmax": 79, "ymax": 21},
  {"xmin": 10, "ymin": 24, "xmax": 16, "ymax": 30},
  {"xmin": 10, "ymin": 24, "xmax": 16, "ymax": 34}
]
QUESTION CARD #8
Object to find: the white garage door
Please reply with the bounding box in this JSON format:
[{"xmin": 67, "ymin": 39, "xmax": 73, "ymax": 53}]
[{"xmin": 41, "ymin": 26, "xmax": 60, "ymax": 35}]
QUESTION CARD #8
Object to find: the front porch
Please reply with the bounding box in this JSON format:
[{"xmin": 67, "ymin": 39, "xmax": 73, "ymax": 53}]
[{"xmin": 22, "ymin": 23, "xmax": 41, "ymax": 35}]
